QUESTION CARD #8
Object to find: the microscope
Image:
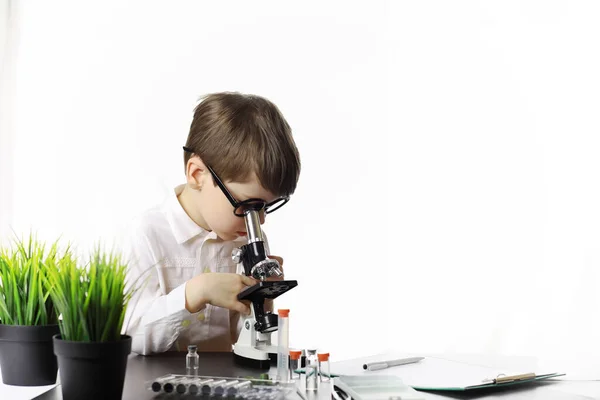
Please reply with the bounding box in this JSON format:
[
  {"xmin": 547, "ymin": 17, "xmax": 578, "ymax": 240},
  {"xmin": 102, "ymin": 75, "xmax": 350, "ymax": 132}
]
[{"xmin": 232, "ymin": 209, "xmax": 297, "ymax": 369}]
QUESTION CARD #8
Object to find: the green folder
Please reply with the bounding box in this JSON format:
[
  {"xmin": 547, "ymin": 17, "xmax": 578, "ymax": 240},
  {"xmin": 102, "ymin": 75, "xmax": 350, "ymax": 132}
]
[{"xmin": 412, "ymin": 372, "xmax": 566, "ymax": 392}]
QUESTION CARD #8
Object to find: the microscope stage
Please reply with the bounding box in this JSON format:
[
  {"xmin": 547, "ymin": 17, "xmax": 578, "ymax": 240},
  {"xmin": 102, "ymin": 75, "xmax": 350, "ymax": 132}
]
[{"xmin": 237, "ymin": 280, "xmax": 298, "ymax": 301}]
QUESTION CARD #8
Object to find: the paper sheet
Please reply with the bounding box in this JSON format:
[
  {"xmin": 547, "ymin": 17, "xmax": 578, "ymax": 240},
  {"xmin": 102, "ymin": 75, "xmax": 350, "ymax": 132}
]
[{"xmin": 330, "ymin": 352, "xmax": 522, "ymax": 390}]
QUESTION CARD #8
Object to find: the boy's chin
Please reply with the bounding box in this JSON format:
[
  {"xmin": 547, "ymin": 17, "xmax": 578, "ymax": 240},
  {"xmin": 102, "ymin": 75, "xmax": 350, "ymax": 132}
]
[{"xmin": 217, "ymin": 232, "xmax": 244, "ymax": 241}]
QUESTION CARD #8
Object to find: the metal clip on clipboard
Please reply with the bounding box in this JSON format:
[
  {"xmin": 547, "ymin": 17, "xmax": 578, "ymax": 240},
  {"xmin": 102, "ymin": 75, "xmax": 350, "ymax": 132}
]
[{"xmin": 482, "ymin": 372, "xmax": 536, "ymax": 384}]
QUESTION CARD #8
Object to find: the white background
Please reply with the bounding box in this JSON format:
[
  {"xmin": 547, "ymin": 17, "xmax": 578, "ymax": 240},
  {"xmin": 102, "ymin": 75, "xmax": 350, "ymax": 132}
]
[{"xmin": 1, "ymin": 1, "xmax": 600, "ymax": 392}]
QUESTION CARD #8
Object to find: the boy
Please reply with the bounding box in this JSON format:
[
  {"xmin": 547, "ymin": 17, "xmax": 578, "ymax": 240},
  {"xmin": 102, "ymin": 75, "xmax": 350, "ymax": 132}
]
[{"xmin": 124, "ymin": 92, "xmax": 301, "ymax": 355}]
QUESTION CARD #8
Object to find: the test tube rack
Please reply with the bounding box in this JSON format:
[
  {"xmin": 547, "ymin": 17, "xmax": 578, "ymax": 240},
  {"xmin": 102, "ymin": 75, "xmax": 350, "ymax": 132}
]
[{"xmin": 147, "ymin": 374, "xmax": 295, "ymax": 399}]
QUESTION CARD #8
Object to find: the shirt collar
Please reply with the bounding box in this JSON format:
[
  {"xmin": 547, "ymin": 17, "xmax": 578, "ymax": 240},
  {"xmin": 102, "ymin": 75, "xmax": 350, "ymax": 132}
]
[{"xmin": 166, "ymin": 184, "xmax": 216, "ymax": 244}]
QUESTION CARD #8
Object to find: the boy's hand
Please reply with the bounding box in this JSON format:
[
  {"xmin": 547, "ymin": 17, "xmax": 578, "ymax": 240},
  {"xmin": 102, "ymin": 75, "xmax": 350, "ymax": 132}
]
[{"xmin": 185, "ymin": 273, "xmax": 257, "ymax": 315}]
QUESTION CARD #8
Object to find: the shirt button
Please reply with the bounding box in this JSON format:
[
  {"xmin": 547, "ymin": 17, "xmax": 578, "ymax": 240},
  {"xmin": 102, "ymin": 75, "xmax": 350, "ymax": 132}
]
[
  {"xmin": 181, "ymin": 320, "xmax": 191, "ymax": 328},
  {"xmin": 197, "ymin": 312, "xmax": 206, "ymax": 322}
]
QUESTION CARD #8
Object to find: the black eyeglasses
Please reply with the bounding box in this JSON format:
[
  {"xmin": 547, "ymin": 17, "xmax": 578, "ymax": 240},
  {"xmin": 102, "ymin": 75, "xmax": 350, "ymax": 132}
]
[{"xmin": 183, "ymin": 146, "xmax": 290, "ymax": 217}]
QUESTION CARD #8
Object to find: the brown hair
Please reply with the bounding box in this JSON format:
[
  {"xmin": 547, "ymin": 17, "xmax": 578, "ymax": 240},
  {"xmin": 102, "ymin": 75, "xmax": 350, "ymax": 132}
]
[{"xmin": 184, "ymin": 92, "xmax": 301, "ymax": 197}]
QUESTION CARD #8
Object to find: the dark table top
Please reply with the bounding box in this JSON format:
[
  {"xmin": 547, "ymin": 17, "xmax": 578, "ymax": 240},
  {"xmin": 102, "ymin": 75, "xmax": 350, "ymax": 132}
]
[{"xmin": 33, "ymin": 352, "xmax": 289, "ymax": 400}]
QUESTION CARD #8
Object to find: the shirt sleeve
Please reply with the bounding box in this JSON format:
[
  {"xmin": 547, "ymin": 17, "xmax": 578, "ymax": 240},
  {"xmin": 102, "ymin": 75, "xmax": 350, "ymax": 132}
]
[{"xmin": 122, "ymin": 222, "xmax": 202, "ymax": 355}]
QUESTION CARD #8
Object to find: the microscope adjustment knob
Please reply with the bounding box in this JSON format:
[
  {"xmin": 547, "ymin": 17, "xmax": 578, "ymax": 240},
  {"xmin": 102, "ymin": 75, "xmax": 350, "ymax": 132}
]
[{"xmin": 231, "ymin": 248, "xmax": 244, "ymax": 264}]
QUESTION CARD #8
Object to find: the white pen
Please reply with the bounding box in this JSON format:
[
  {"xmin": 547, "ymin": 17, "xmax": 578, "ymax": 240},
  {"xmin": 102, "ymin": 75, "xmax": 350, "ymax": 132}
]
[{"xmin": 363, "ymin": 356, "xmax": 424, "ymax": 371}]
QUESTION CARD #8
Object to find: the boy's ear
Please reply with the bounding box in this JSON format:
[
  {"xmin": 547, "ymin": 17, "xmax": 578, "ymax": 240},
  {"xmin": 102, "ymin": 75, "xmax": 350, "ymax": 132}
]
[{"xmin": 186, "ymin": 157, "xmax": 208, "ymax": 190}]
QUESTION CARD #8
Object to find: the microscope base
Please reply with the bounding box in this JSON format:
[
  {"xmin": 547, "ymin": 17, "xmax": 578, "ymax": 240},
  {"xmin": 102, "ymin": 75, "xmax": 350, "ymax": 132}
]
[
  {"xmin": 233, "ymin": 314, "xmax": 274, "ymax": 370},
  {"xmin": 232, "ymin": 352, "xmax": 271, "ymax": 370},
  {"xmin": 233, "ymin": 341, "xmax": 273, "ymax": 370}
]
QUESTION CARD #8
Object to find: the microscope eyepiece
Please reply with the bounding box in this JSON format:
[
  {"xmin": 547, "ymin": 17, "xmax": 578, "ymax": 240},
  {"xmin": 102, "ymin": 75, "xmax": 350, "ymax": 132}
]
[{"xmin": 243, "ymin": 210, "xmax": 264, "ymax": 244}]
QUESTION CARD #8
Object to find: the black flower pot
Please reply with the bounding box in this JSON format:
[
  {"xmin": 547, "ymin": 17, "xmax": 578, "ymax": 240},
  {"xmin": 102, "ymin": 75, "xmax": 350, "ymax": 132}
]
[
  {"xmin": 53, "ymin": 334, "xmax": 131, "ymax": 400},
  {"xmin": 0, "ymin": 324, "xmax": 60, "ymax": 386}
]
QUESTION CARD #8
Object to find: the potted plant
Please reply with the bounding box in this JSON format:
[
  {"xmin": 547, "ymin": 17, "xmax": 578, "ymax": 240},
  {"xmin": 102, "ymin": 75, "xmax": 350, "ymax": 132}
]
[
  {"xmin": 0, "ymin": 235, "xmax": 62, "ymax": 386},
  {"xmin": 47, "ymin": 247, "xmax": 134, "ymax": 400}
]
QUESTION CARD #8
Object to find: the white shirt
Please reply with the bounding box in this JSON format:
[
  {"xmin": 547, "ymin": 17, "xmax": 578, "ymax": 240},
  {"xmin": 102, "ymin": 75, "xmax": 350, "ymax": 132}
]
[{"xmin": 123, "ymin": 184, "xmax": 250, "ymax": 355}]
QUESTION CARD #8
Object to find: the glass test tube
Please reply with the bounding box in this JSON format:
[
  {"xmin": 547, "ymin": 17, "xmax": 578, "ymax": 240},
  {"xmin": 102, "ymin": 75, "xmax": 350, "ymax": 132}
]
[
  {"xmin": 305, "ymin": 348, "xmax": 318, "ymax": 391},
  {"xmin": 176, "ymin": 381, "xmax": 187, "ymax": 394},
  {"xmin": 214, "ymin": 379, "xmax": 239, "ymax": 396},
  {"xmin": 167, "ymin": 376, "xmax": 188, "ymax": 394},
  {"xmin": 163, "ymin": 381, "xmax": 174, "ymax": 393},
  {"xmin": 276, "ymin": 309, "xmax": 290, "ymax": 383},
  {"xmin": 317, "ymin": 353, "xmax": 331, "ymax": 382},
  {"xmin": 289, "ymin": 350, "xmax": 302, "ymax": 381},
  {"xmin": 188, "ymin": 382, "xmax": 199, "ymax": 396},
  {"xmin": 227, "ymin": 380, "xmax": 253, "ymax": 396},
  {"xmin": 186, "ymin": 344, "xmax": 199, "ymax": 376},
  {"xmin": 150, "ymin": 375, "xmax": 174, "ymax": 393},
  {"xmin": 190, "ymin": 378, "xmax": 214, "ymax": 396},
  {"xmin": 202, "ymin": 379, "xmax": 227, "ymax": 395}
]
